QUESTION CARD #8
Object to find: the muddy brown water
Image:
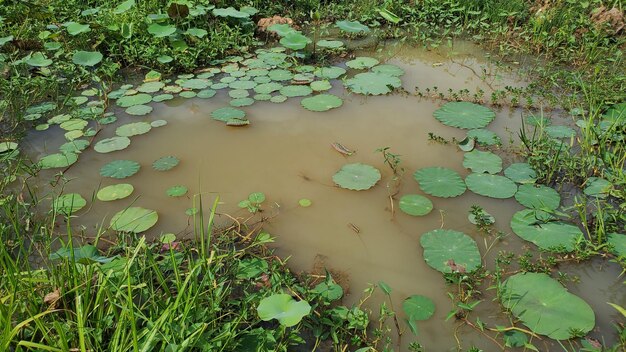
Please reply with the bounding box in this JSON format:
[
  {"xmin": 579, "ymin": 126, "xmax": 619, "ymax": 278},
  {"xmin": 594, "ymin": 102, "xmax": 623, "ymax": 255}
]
[{"xmin": 25, "ymin": 41, "xmax": 624, "ymax": 350}]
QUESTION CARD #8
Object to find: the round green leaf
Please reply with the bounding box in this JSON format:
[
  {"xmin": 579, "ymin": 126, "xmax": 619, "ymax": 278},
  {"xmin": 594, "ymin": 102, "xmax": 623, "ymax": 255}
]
[
  {"xmin": 607, "ymin": 233, "xmax": 626, "ymax": 257},
  {"xmin": 152, "ymin": 94, "xmax": 174, "ymax": 102},
  {"xmin": 26, "ymin": 52, "xmax": 52, "ymax": 67},
  {"xmin": 116, "ymin": 122, "xmax": 151, "ymax": 137},
  {"xmin": 280, "ymin": 85, "xmax": 313, "ymax": 98},
  {"xmin": 72, "ymin": 50, "xmax": 102, "ymax": 66},
  {"xmin": 335, "ymin": 20, "xmax": 370, "ymax": 34},
  {"xmin": 434, "ymin": 102, "xmax": 496, "ymax": 129},
  {"xmin": 125, "ymin": 104, "xmax": 152, "ymax": 116},
  {"xmin": 179, "ymin": 91, "xmax": 196, "ymax": 99},
  {"xmin": 100, "ymin": 160, "xmax": 140, "ymax": 179},
  {"xmin": 465, "ymin": 173, "xmax": 517, "ymax": 199},
  {"xmin": 584, "ymin": 177, "xmax": 612, "ymax": 198},
  {"xmin": 166, "ymin": 185, "xmax": 188, "ymax": 197},
  {"xmin": 515, "ymin": 184, "xmax": 560, "ymax": 210},
  {"xmin": 257, "ymin": 294, "xmax": 311, "ymax": 327},
  {"xmin": 463, "ymin": 150, "xmax": 502, "ymax": 174},
  {"xmin": 148, "ymin": 23, "xmax": 176, "ymax": 38},
  {"xmin": 0, "ymin": 142, "xmax": 18, "ymax": 153},
  {"xmin": 181, "ymin": 79, "xmax": 210, "ymax": 90},
  {"xmin": 268, "ymin": 69, "xmax": 293, "ymax": 81},
  {"xmin": 504, "ymin": 163, "xmax": 537, "ymax": 184},
  {"xmin": 59, "ymin": 119, "xmax": 88, "ymax": 131},
  {"xmin": 467, "ymin": 129, "xmax": 501, "ymax": 146},
  {"xmin": 345, "ymin": 72, "xmax": 401, "ymax": 95},
  {"xmin": 212, "ymin": 7, "xmax": 249, "ymax": 19},
  {"xmin": 310, "ymin": 80, "xmax": 332, "ymax": 92},
  {"xmin": 94, "ymin": 136, "xmax": 131, "ymax": 153},
  {"xmin": 254, "ymin": 82, "xmax": 283, "ymax": 94},
  {"xmin": 501, "ymin": 272, "xmax": 595, "ymax": 340},
  {"xmin": 314, "ymin": 66, "xmax": 346, "ymax": 79},
  {"xmin": 270, "ymin": 95, "xmax": 287, "ymax": 103},
  {"xmin": 346, "ymin": 57, "xmax": 379, "ymax": 69},
  {"xmin": 230, "ymin": 98, "xmax": 254, "ymax": 107},
  {"xmin": 402, "ymin": 295, "xmax": 435, "ymax": 321},
  {"xmin": 371, "ymin": 64, "xmax": 404, "ymax": 76},
  {"xmin": 59, "ymin": 140, "xmax": 89, "ymax": 154},
  {"xmin": 317, "ymin": 40, "xmax": 344, "ymax": 49},
  {"xmin": 229, "ymin": 80, "xmax": 257, "ymax": 90},
  {"xmin": 197, "ymin": 89, "xmax": 216, "ymax": 99},
  {"xmin": 97, "ymin": 184, "xmax": 134, "ymax": 201},
  {"xmin": 333, "ymin": 163, "xmax": 381, "ymax": 191},
  {"xmin": 110, "ymin": 207, "xmax": 158, "ymax": 233},
  {"xmin": 137, "ymin": 81, "xmax": 164, "ymax": 93},
  {"xmin": 151, "ymin": 119, "xmax": 167, "ymax": 127},
  {"xmin": 399, "ymin": 194, "xmax": 433, "ymax": 216},
  {"xmin": 116, "ymin": 93, "xmax": 152, "ymax": 108},
  {"xmin": 301, "ymin": 94, "xmax": 343, "ymax": 112},
  {"xmin": 39, "ymin": 153, "xmax": 78, "ymax": 169},
  {"xmin": 152, "ymin": 156, "xmax": 179, "ymax": 171},
  {"xmin": 420, "ymin": 229, "xmax": 481, "ymax": 273},
  {"xmin": 229, "ymin": 89, "xmax": 250, "ymax": 99},
  {"xmin": 413, "ymin": 167, "xmax": 466, "ymax": 198},
  {"xmin": 211, "ymin": 107, "xmax": 246, "ymax": 122},
  {"xmin": 52, "ymin": 193, "xmax": 86, "ymax": 215},
  {"xmin": 298, "ymin": 198, "xmax": 312, "ymax": 207},
  {"xmin": 510, "ymin": 209, "xmax": 582, "ymax": 251},
  {"xmin": 279, "ymin": 32, "xmax": 312, "ymax": 50},
  {"xmin": 545, "ymin": 125, "xmax": 576, "ymax": 139}
]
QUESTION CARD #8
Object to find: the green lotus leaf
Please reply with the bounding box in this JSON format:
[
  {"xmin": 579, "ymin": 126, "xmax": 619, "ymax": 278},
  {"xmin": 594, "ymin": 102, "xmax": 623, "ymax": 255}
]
[
  {"xmin": 26, "ymin": 52, "xmax": 53, "ymax": 67},
  {"xmin": 212, "ymin": 7, "xmax": 249, "ymax": 19},
  {"xmin": 230, "ymin": 97, "xmax": 254, "ymax": 107},
  {"xmin": 247, "ymin": 68, "xmax": 270, "ymax": 77},
  {"xmin": 52, "ymin": 193, "xmax": 87, "ymax": 215},
  {"xmin": 268, "ymin": 69, "xmax": 293, "ymax": 81},
  {"xmin": 26, "ymin": 102, "xmax": 56, "ymax": 115},
  {"xmin": 333, "ymin": 163, "xmax": 381, "ymax": 191},
  {"xmin": 457, "ymin": 136, "xmax": 475, "ymax": 152},
  {"xmin": 371, "ymin": 64, "xmax": 404, "ymax": 76},
  {"xmin": 310, "ymin": 80, "xmax": 332, "ymax": 91},
  {"xmin": 255, "ymin": 82, "xmax": 283, "ymax": 94},
  {"xmin": 434, "ymin": 102, "xmax": 496, "ymax": 129},
  {"xmin": 97, "ymin": 184, "xmax": 134, "ymax": 201},
  {"xmin": 292, "ymin": 73, "xmax": 314, "ymax": 84},
  {"xmin": 504, "ymin": 163, "xmax": 537, "ymax": 184},
  {"xmin": 515, "ymin": 184, "xmax": 560, "ymax": 210},
  {"xmin": 181, "ymin": 78, "xmax": 210, "ymax": 90},
  {"xmin": 317, "ymin": 40, "xmax": 344, "ymax": 49},
  {"xmin": 266, "ymin": 22, "xmax": 296, "ymax": 35},
  {"xmin": 335, "ymin": 20, "xmax": 370, "ymax": 34},
  {"xmin": 403, "ymin": 295, "xmax": 435, "ymax": 321},
  {"xmin": 49, "ymin": 245, "xmax": 113, "ymax": 264},
  {"xmin": 229, "ymin": 80, "xmax": 257, "ymax": 90},
  {"xmin": 229, "ymin": 89, "xmax": 250, "ymax": 99},
  {"xmin": 346, "ymin": 57, "xmax": 379, "ymax": 69},
  {"xmin": 153, "ymin": 156, "xmax": 180, "ymax": 171},
  {"xmin": 253, "ymin": 94, "xmax": 272, "ymax": 101},
  {"xmin": 59, "ymin": 139, "xmax": 89, "ymax": 154},
  {"xmin": 211, "ymin": 107, "xmax": 247, "ymax": 123},
  {"xmin": 48, "ymin": 113, "xmax": 72, "ymax": 124},
  {"xmin": 345, "ymin": 72, "xmax": 401, "ymax": 95},
  {"xmin": 314, "ymin": 66, "xmax": 346, "ymax": 79},
  {"xmin": 59, "ymin": 119, "xmax": 88, "ymax": 131},
  {"xmin": 115, "ymin": 122, "xmax": 151, "ymax": 137},
  {"xmin": 545, "ymin": 125, "xmax": 576, "ymax": 139},
  {"xmin": 298, "ymin": 198, "xmax": 312, "ymax": 207},
  {"xmin": 99, "ymin": 115, "xmax": 117, "ymax": 125},
  {"xmin": 525, "ymin": 114, "xmax": 550, "ymax": 127},
  {"xmin": 197, "ymin": 89, "xmax": 217, "ymax": 99},
  {"xmin": 64, "ymin": 130, "xmax": 83, "ymax": 141},
  {"xmin": 465, "ymin": 173, "xmax": 516, "ymax": 199},
  {"xmin": 137, "ymin": 81, "xmax": 164, "ymax": 93},
  {"xmin": 280, "ymin": 32, "xmax": 312, "ymax": 50},
  {"xmin": 501, "ymin": 272, "xmax": 595, "ymax": 340},
  {"xmin": 399, "ymin": 194, "xmax": 433, "ymax": 216},
  {"xmin": 510, "ymin": 209, "xmax": 581, "ymax": 251},
  {"xmin": 413, "ymin": 167, "xmax": 466, "ymax": 198},
  {"xmin": 116, "ymin": 93, "xmax": 152, "ymax": 108},
  {"xmin": 72, "ymin": 50, "xmax": 103, "ymax": 66},
  {"xmin": 467, "ymin": 129, "xmax": 501, "ymax": 146},
  {"xmin": 148, "ymin": 23, "xmax": 176, "ymax": 38},
  {"xmin": 280, "ymin": 85, "xmax": 313, "ymax": 97},
  {"xmin": 0, "ymin": 142, "xmax": 18, "ymax": 153},
  {"xmin": 65, "ymin": 22, "xmax": 90, "ymax": 35},
  {"xmin": 463, "ymin": 150, "xmax": 502, "ymax": 174},
  {"xmin": 125, "ymin": 104, "xmax": 153, "ymax": 115},
  {"xmin": 39, "ymin": 152, "xmax": 78, "ymax": 169},
  {"xmin": 257, "ymin": 294, "xmax": 311, "ymax": 327},
  {"xmin": 301, "ymin": 94, "xmax": 343, "ymax": 112},
  {"xmin": 584, "ymin": 177, "xmax": 612, "ymax": 198},
  {"xmin": 179, "ymin": 91, "xmax": 197, "ymax": 99},
  {"xmin": 186, "ymin": 27, "xmax": 207, "ymax": 38},
  {"xmin": 100, "ymin": 160, "xmax": 140, "ymax": 179},
  {"xmin": 270, "ymin": 95, "xmax": 287, "ymax": 103},
  {"xmin": 166, "ymin": 185, "xmax": 188, "ymax": 197},
  {"xmin": 420, "ymin": 229, "xmax": 481, "ymax": 273},
  {"xmin": 94, "ymin": 136, "xmax": 130, "ymax": 153},
  {"xmin": 151, "ymin": 119, "xmax": 167, "ymax": 127},
  {"xmin": 607, "ymin": 233, "xmax": 626, "ymax": 257},
  {"xmin": 110, "ymin": 207, "xmax": 158, "ymax": 233},
  {"xmin": 152, "ymin": 94, "xmax": 174, "ymax": 102}
]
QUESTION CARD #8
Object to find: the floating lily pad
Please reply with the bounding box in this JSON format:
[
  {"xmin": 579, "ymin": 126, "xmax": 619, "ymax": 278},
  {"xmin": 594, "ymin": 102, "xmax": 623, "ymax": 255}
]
[
  {"xmin": 403, "ymin": 295, "xmax": 435, "ymax": 321},
  {"xmin": 181, "ymin": 79, "xmax": 210, "ymax": 90},
  {"xmin": 64, "ymin": 130, "xmax": 83, "ymax": 141},
  {"xmin": 584, "ymin": 177, "xmax": 612, "ymax": 198},
  {"xmin": 116, "ymin": 93, "xmax": 152, "ymax": 108},
  {"xmin": 467, "ymin": 129, "xmax": 501, "ymax": 146},
  {"xmin": 515, "ymin": 184, "xmax": 560, "ymax": 210},
  {"xmin": 345, "ymin": 72, "xmax": 401, "ymax": 95},
  {"xmin": 270, "ymin": 95, "xmax": 287, "ymax": 103},
  {"xmin": 280, "ymin": 32, "xmax": 312, "ymax": 50},
  {"xmin": 501, "ymin": 272, "xmax": 595, "ymax": 340},
  {"xmin": 59, "ymin": 140, "xmax": 89, "ymax": 154},
  {"xmin": 420, "ymin": 229, "xmax": 481, "ymax": 273},
  {"xmin": 229, "ymin": 80, "xmax": 257, "ymax": 90},
  {"xmin": 465, "ymin": 173, "xmax": 517, "ymax": 199},
  {"xmin": 298, "ymin": 198, "xmax": 312, "ymax": 207},
  {"xmin": 314, "ymin": 66, "xmax": 346, "ymax": 79},
  {"xmin": 413, "ymin": 167, "xmax": 466, "ymax": 198},
  {"xmin": 545, "ymin": 125, "xmax": 576, "ymax": 139},
  {"xmin": 346, "ymin": 57, "xmax": 379, "ymax": 69},
  {"xmin": 434, "ymin": 102, "xmax": 496, "ymax": 129},
  {"xmin": 254, "ymin": 82, "xmax": 283, "ymax": 94},
  {"xmin": 510, "ymin": 209, "xmax": 582, "ymax": 251},
  {"xmin": 153, "ymin": 156, "xmax": 179, "ymax": 171},
  {"xmin": 39, "ymin": 153, "xmax": 78, "ymax": 169},
  {"xmin": 94, "ymin": 136, "xmax": 131, "ymax": 153},
  {"xmin": 371, "ymin": 64, "xmax": 404, "ymax": 76},
  {"xmin": 110, "ymin": 207, "xmax": 158, "ymax": 233},
  {"xmin": 59, "ymin": 119, "xmax": 88, "ymax": 131},
  {"xmin": 335, "ymin": 20, "xmax": 370, "ymax": 34},
  {"xmin": 333, "ymin": 163, "xmax": 381, "ymax": 191},
  {"xmin": 148, "ymin": 23, "xmax": 176, "ymax": 38},
  {"xmin": 166, "ymin": 185, "xmax": 188, "ymax": 197},
  {"xmin": 463, "ymin": 150, "xmax": 502, "ymax": 174},
  {"xmin": 317, "ymin": 40, "xmax": 344, "ymax": 49},
  {"xmin": 310, "ymin": 80, "xmax": 332, "ymax": 91},
  {"xmin": 52, "ymin": 193, "xmax": 86, "ymax": 215},
  {"xmin": 280, "ymin": 85, "xmax": 313, "ymax": 98},
  {"xmin": 152, "ymin": 94, "xmax": 174, "ymax": 102},
  {"xmin": 0, "ymin": 142, "xmax": 18, "ymax": 153},
  {"xmin": 72, "ymin": 50, "xmax": 102, "ymax": 66},
  {"xmin": 607, "ymin": 233, "xmax": 626, "ymax": 257},
  {"xmin": 399, "ymin": 194, "xmax": 433, "ymax": 216},
  {"xmin": 230, "ymin": 97, "xmax": 254, "ymax": 107},
  {"xmin": 137, "ymin": 81, "xmax": 164, "ymax": 93},
  {"xmin": 504, "ymin": 163, "xmax": 537, "ymax": 184},
  {"xmin": 257, "ymin": 294, "xmax": 311, "ymax": 327},
  {"xmin": 97, "ymin": 184, "xmax": 134, "ymax": 201},
  {"xmin": 100, "ymin": 160, "xmax": 140, "ymax": 179},
  {"xmin": 179, "ymin": 91, "xmax": 197, "ymax": 99},
  {"xmin": 151, "ymin": 120, "xmax": 167, "ymax": 127},
  {"xmin": 301, "ymin": 94, "xmax": 343, "ymax": 112},
  {"xmin": 116, "ymin": 122, "xmax": 152, "ymax": 137}
]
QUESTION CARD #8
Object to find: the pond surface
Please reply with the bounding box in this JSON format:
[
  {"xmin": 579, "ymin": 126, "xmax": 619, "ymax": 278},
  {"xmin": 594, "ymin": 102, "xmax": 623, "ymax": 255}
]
[{"xmin": 26, "ymin": 41, "xmax": 624, "ymax": 350}]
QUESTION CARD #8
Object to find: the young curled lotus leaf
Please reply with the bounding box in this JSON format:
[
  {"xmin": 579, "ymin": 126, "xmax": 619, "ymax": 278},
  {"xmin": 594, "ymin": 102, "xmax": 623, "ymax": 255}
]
[
  {"xmin": 257, "ymin": 294, "xmax": 311, "ymax": 327},
  {"xmin": 371, "ymin": 64, "xmax": 404, "ymax": 77},
  {"xmin": 39, "ymin": 153, "xmax": 78, "ymax": 169},
  {"xmin": 346, "ymin": 57, "xmax": 379, "ymax": 69},
  {"xmin": 345, "ymin": 72, "xmax": 401, "ymax": 95},
  {"xmin": 301, "ymin": 94, "xmax": 343, "ymax": 112},
  {"xmin": 465, "ymin": 173, "xmax": 517, "ymax": 199},
  {"xmin": 467, "ymin": 129, "xmax": 501, "ymax": 146},
  {"xmin": 72, "ymin": 50, "xmax": 103, "ymax": 66},
  {"xmin": 230, "ymin": 98, "xmax": 254, "ymax": 107},
  {"xmin": 279, "ymin": 32, "xmax": 312, "ymax": 51},
  {"xmin": 413, "ymin": 167, "xmax": 466, "ymax": 198},
  {"xmin": 434, "ymin": 102, "xmax": 496, "ymax": 129},
  {"xmin": 116, "ymin": 93, "xmax": 152, "ymax": 107},
  {"xmin": 166, "ymin": 185, "xmax": 188, "ymax": 197},
  {"xmin": 125, "ymin": 104, "xmax": 152, "ymax": 116},
  {"xmin": 316, "ymin": 40, "xmax": 344, "ymax": 49},
  {"xmin": 181, "ymin": 78, "xmax": 210, "ymax": 90},
  {"xmin": 53, "ymin": 193, "xmax": 87, "ymax": 215},
  {"xmin": 148, "ymin": 23, "xmax": 176, "ymax": 38},
  {"xmin": 332, "ymin": 163, "xmax": 381, "ymax": 191},
  {"xmin": 510, "ymin": 209, "xmax": 581, "ymax": 251},
  {"xmin": 584, "ymin": 177, "xmax": 612, "ymax": 198},
  {"xmin": 270, "ymin": 95, "xmax": 287, "ymax": 103},
  {"xmin": 314, "ymin": 66, "xmax": 346, "ymax": 79},
  {"xmin": 515, "ymin": 184, "xmax": 560, "ymax": 210},
  {"xmin": 457, "ymin": 137, "xmax": 475, "ymax": 152},
  {"xmin": 504, "ymin": 163, "xmax": 537, "ymax": 184},
  {"xmin": 100, "ymin": 160, "xmax": 140, "ymax": 179},
  {"xmin": 110, "ymin": 207, "xmax": 158, "ymax": 233},
  {"xmin": 116, "ymin": 122, "xmax": 151, "ymax": 137},
  {"xmin": 94, "ymin": 136, "xmax": 130, "ymax": 153},
  {"xmin": 501, "ymin": 272, "xmax": 595, "ymax": 340},
  {"xmin": 153, "ymin": 156, "xmax": 179, "ymax": 171},
  {"xmin": 607, "ymin": 233, "xmax": 626, "ymax": 257},
  {"xmin": 403, "ymin": 295, "xmax": 435, "ymax": 321},
  {"xmin": 463, "ymin": 150, "xmax": 502, "ymax": 174},
  {"xmin": 420, "ymin": 229, "xmax": 481, "ymax": 274},
  {"xmin": 280, "ymin": 85, "xmax": 313, "ymax": 98},
  {"xmin": 310, "ymin": 80, "xmax": 332, "ymax": 92},
  {"xmin": 97, "ymin": 184, "xmax": 134, "ymax": 201},
  {"xmin": 335, "ymin": 20, "xmax": 370, "ymax": 34},
  {"xmin": 399, "ymin": 194, "xmax": 433, "ymax": 216}
]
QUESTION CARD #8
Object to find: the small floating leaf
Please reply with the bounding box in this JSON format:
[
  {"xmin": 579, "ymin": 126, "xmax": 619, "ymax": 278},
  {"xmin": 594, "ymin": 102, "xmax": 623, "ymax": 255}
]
[
  {"xmin": 153, "ymin": 156, "xmax": 180, "ymax": 171},
  {"xmin": 151, "ymin": 119, "xmax": 167, "ymax": 127},
  {"xmin": 346, "ymin": 57, "xmax": 379, "ymax": 69},
  {"xmin": 97, "ymin": 184, "xmax": 134, "ymax": 201},
  {"xmin": 403, "ymin": 295, "xmax": 435, "ymax": 321},
  {"xmin": 371, "ymin": 64, "xmax": 404, "ymax": 77},
  {"xmin": 211, "ymin": 107, "xmax": 246, "ymax": 122},
  {"xmin": 301, "ymin": 94, "xmax": 343, "ymax": 112},
  {"xmin": 166, "ymin": 185, "xmax": 188, "ymax": 197},
  {"xmin": 607, "ymin": 233, "xmax": 626, "ymax": 257},
  {"xmin": 110, "ymin": 207, "xmax": 158, "ymax": 233},
  {"xmin": 345, "ymin": 72, "xmax": 401, "ymax": 95},
  {"xmin": 504, "ymin": 163, "xmax": 537, "ymax": 184},
  {"xmin": 317, "ymin": 40, "xmax": 344, "ymax": 49},
  {"xmin": 463, "ymin": 150, "xmax": 502, "ymax": 174},
  {"xmin": 181, "ymin": 78, "xmax": 210, "ymax": 90},
  {"xmin": 420, "ymin": 229, "xmax": 481, "ymax": 273},
  {"xmin": 126, "ymin": 105, "xmax": 153, "ymax": 116},
  {"xmin": 467, "ymin": 129, "xmax": 501, "ymax": 146},
  {"xmin": 314, "ymin": 66, "xmax": 346, "ymax": 79},
  {"xmin": 298, "ymin": 198, "xmax": 312, "ymax": 207},
  {"xmin": 94, "ymin": 136, "xmax": 131, "ymax": 153},
  {"xmin": 335, "ymin": 20, "xmax": 370, "ymax": 34},
  {"xmin": 279, "ymin": 32, "xmax": 312, "ymax": 50},
  {"xmin": 333, "ymin": 163, "xmax": 381, "ymax": 191},
  {"xmin": 434, "ymin": 102, "xmax": 496, "ymax": 129},
  {"xmin": 413, "ymin": 167, "xmax": 466, "ymax": 198},
  {"xmin": 280, "ymin": 85, "xmax": 313, "ymax": 98},
  {"xmin": 116, "ymin": 93, "xmax": 152, "ymax": 107},
  {"xmin": 100, "ymin": 160, "xmax": 140, "ymax": 179},
  {"xmin": 39, "ymin": 153, "xmax": 78, "ymax": 169},
  {"xmin": 52, "ymin": 193, "xmax": 86, "ymax": 215},
  {"xmin": 116, "ymin": 122, "xmax": 152, "ymax": 137},
  {"xmin": 510, "ymin": 209, "xmax": 582, "ymax": 251},
  {"xmin": 465, "ymin": 173, "xmax": 517, "ymax": 199},
  {"xmin": 514, "ymin": 184, "xmax": 560, "ymax": 210},
  {"xmin": 399, "ymin": 194, "xmax": 433, "ymax": 216}
]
